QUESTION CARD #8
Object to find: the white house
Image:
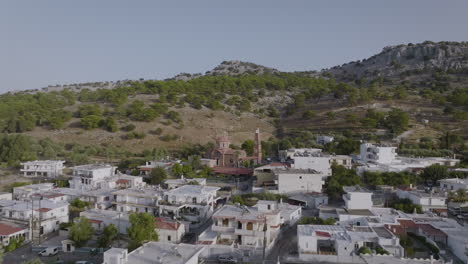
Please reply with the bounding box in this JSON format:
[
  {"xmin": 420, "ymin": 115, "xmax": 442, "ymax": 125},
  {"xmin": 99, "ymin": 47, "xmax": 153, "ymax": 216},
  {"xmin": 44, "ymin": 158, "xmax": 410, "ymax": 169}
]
[
  {"xmin": 113, "ymin": 187, "xmax": 163, "ymax": 215},
  {"xmin": 204, "ymin": 204, "xmax": 281, "ymax": 250},
  {"xmin": 103, "ymin": 242, "xmax": 205, "ymax": 264},
  {"xmin": 253, "ymin": 200, "xmax": 302, "ymax": 225},
  {"xmin": 0, "ymin": 221, "xmax": 29, "ymax": 246},
  {"xmin": 439, "ymin": 178, "xmax": 468, "ymax": 192},
  {"xmin": 69, "ymin": 164, "xmax": 116, "ymax": 191},
  {"xmin": 396, "ymin": 188, "xmax": 446, "ymax": 211},
  {"xmin": 342, "ymin": 186, "xmax": 373, "ymax": 210},
  {"xmin": 316, "ymin": 135, "xmax": 334, "ymax": 145},
  {"xmin": 360, "ymin": 143, "xmax": 397, "ymax": 164},
  {"xmin": 13, "ymin": 183, "xmax": 55, "ymax": 200},
  {"xmin": 164, "ymin": 176, "xmax": 206, "ymax": 190},
  {"xmin": 357, "ymin": 143, "xmax": 460, "ymax": 174},
  {"xmin": 0, "ymin": 192, "xmax": 12, "ymax": 200},
  {"xmin": 138, "ymin": 160, "xmax": 180, "ymax": 176},
  {"xmin": 1, "ymin": 199, "xmax": 69, "ymax": 236},
  {"xmin": 80, "ymin": 209, "xmax": 130, "ymax": 235},
  {"xmin": 279, "ymin": 148, "xmax": 322, "ymax": 162},
  {"xmin": 20, "ymin": 160, "xmax": 65, "ymax": 178},
  {"xmin": 155, "ymin": 217, "xmax": 186, "ymax": 243},
  {"xmin": 160, "ymin": 185, "xmax": 220, "ymax": 230},
  {"xmin": 273, "ymin": 169, "xmax": 324, "ymax": 194},
  {"xmin": 297, "ymin": 224, "xmax": 403, "ymax": 261}
]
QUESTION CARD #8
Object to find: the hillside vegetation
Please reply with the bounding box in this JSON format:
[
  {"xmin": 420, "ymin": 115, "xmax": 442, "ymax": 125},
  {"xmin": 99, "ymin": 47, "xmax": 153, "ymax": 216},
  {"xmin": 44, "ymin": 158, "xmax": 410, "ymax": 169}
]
[{"xmin": 0, "ymin": 41, "xmax": 467, "ymax": 166}]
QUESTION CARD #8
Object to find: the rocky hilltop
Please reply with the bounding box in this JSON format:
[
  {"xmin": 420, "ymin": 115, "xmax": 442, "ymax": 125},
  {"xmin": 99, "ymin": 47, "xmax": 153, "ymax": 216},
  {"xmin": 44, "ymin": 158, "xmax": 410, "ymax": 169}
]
[
  {"xmin": 206, "ymin": 60, "xmax": 279, "ymax": 76},
  {"xmin": 325, "ymin": 41, "xmax": 468, "ymax": 80}
]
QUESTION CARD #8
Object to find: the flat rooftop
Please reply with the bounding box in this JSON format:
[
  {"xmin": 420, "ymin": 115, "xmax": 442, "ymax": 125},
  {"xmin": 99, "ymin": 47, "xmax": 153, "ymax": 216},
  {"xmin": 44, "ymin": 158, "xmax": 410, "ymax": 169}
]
[
  {"xmin": 343, "ymin": 185, "xmax": 372, "ymax": 193},
  {"xmin": 127, "ymin": 242, "xmax": 204, "ymax": 264},
  {"xmin": 72, "ymin": 164, "xmax": 115, "ymax": 171},
  {"xmin": 337, "ymin": 209, "xmax": 374, "ymax": 216}
]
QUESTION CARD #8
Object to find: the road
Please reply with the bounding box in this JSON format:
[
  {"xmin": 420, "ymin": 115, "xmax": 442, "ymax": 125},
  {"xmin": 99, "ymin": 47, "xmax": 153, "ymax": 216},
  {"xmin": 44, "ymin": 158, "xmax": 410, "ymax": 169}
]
[
  {"xmin": 4, "ymin": 243, "xmax": 103, "ymax": 264},
  {"xmin": 266, "ymin": 224, "xmax": 298, "ymax": 263}
]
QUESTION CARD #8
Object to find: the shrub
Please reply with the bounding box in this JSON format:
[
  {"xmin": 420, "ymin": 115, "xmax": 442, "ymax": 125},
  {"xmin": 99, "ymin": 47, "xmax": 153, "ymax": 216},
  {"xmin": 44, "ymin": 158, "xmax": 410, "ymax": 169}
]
[{"xmin": 121, "ymin": 124, "xmax": 136, "ymax": 132}]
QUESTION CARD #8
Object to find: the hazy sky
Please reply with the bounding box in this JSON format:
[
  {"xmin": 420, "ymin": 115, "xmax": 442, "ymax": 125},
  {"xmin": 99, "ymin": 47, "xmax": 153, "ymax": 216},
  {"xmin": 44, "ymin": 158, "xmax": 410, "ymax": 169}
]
[{"xmin": 1, "ymin": 0, "xmax": 467, "ymax": 92}]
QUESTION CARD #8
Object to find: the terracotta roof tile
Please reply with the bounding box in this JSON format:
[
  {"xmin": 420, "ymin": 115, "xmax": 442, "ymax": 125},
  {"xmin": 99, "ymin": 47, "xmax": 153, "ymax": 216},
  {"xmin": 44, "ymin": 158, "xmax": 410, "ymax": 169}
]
[
  {"xmin": 0, "ymin": 222, "xmax": 25, "ymax": 236},
  {"xmin": 155, "ymin": 217, "xmax": 180, "ymax": 231}
]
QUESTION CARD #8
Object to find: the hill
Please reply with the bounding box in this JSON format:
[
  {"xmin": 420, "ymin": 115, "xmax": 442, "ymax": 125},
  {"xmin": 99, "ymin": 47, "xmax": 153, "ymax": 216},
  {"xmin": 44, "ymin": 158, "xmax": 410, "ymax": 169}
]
[{"xmin": 0, "ymin": 41, "xmax": 466, "ymax": 166}]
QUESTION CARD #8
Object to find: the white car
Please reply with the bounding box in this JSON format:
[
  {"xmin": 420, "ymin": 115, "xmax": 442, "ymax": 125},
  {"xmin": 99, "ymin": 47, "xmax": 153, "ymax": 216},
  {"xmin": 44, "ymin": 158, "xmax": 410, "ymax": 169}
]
[{"xmin": 38, "ymin": 247, "xmax": 59, "ymax": 257}]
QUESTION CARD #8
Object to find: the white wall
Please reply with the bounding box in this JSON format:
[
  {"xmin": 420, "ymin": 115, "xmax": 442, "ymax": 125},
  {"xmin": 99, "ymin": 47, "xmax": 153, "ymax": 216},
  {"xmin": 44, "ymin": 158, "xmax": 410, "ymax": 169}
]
[
  {"xmin": 292, "ymin": 156, "xmax": 331, "ymax": 176},
  {"xmin": 343, "ymin": 192, "xmax": 373, "ymax": 210},
  {"xmin": 277, "ymin": 172, "xmax": 323, "ymax": 194}
]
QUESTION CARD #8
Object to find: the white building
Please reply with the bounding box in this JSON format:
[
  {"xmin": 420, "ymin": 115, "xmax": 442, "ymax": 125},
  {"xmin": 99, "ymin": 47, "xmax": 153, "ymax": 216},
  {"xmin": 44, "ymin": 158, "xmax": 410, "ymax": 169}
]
[
  {"xmin": 138, "ymin": 160, "xmax": 180, "ymax": 176},
  {"xmin": 360, "ymin": 143, "xmax": 397, "ymax": 164},
  {"xmin": 0, "ymin": 192, "xmax": 12, "ymax": 200},
  {"xmin": 273, "ymin": 169, "xmax": 324, "ymax": 194},
  {"xmin": 103, "ymin": 242, "xmax": 205, "ymax": 264},
  {"xmin": 279, "ymin": 148, "xmax": 322, "ymax": 162},
  {"xmin": 297, "ymin": 224, "xmax": 403, "ymax": 261},
  {"xmin": 203, "ymin": 204, "xmax": 281, "ymax": 250},
  {"xmin": 439, "ymin": 178, "xmax": 468, "ymax": 192},
  {"xmin": 155, "ymin": 217, "xmax": 186, "ymax": 243},
  {"xmin": 20, "ymin": 160, "xmax": 65, "ymax": 178},
  {"xmin": 289, "ymin": 193, "xmax": 329, "ymax": 209},
  {"xmin": 396, "ymin": 188, "xmax": 447, "ymax": 211},
  {"xmin": 357, "ymin": 143, "xmax": 460, "ymax": 174},
  {"xmin": 13, "ymin": 183, "xmax": 55, "ymax": 200},
  {"xmin": 113, "ymin": 187, "xmax": 163, "ymax": 215},
  {"xmin": 0, "ymin": 221, "xmax": 28, "ymax": 246},
  {"xmin": 343, "ymin": 186, "xmax": 373, "ymax": 210},
  {"xmin": 253, "ymin": 200, "xmax": 302, "ymax": 225},
  {"xmin": 281, "ymin": 148, "xmax": 352, "ymax": 175},
  {"xmin": 316, "ymin": 135, "xmax": 334, "ymax": 145},
  {"xmin": 164, "ymin": 176, "xmax": 206, "ymax": 190},
  {"xmin": 69, "ymin": 164, "xmax": 117, "ymax": 190},
  {"xmin": 1, "ymin": 199, "xmax": 69, "ymax": 236},
  {"xmin": 80, "ymin": 209, "xmax": 130, "ymax": 235},
  {"xmin": 46, "ymin": 187, "xmax": 114, "ymax": 210},
  {"xmin": 160, "ymin": 185, "xmax": 220, "ymax": 230}
]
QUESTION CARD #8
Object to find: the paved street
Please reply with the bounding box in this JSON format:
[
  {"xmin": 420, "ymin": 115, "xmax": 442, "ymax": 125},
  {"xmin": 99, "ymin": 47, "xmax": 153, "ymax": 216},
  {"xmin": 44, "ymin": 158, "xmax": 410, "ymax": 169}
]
[
  {"xmin": 266, "ymin": 224, "xmax": 298, "ymax": 263},
  {"xmin": 4, "ymin": 243, "xmax": 103, "ymax": 264}
]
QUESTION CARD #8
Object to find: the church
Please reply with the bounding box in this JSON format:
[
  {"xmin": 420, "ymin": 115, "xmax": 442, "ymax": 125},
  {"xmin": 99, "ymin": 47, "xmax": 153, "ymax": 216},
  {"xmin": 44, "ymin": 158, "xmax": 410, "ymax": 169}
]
[{"xmin": 208, "ymin": 129, "xmax": 262, "ymax": 167}]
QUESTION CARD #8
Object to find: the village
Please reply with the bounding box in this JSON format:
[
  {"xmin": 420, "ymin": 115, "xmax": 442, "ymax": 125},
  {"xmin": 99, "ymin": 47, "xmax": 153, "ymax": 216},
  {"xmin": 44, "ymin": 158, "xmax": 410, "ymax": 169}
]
[{"xmin": 0, "ymin": 128, "xmax": 465, "ymax": 264}]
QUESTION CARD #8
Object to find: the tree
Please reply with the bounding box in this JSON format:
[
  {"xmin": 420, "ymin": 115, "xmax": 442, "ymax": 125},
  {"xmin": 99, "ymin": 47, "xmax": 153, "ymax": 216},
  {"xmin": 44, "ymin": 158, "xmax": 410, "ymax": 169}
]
[
  {"xmin": 80, "ymin": 115, "xmax": 102, "ymax": 130},
  {"xmin": 421, "ymin": 164, "xmax": 448, "ymax": 186},
  {"xmin": 127, "ymin": 213, "xmax": 158, "ymax": 251},
  {"xmin": 149, "ymin": 167, "xmax": 168, "ymax": 185},
  {"xmin": 302, "ymin": 110, "xmax": 316, "ymax": 120},
  {"xmin": 69, "ymin": 217, "xmax": 94, "ymax": 248},
  {"xmin": 98, "ymin": 224, "xmax": 118, "ymax": 248},
  {"xmin": 385, "ymin": 108, "xmax": 409, "ymax": 134},
  {"xmin": 241, "ymin": 140, "xmax": 255, "ymax": 156},
  {"xmin": 325, "ymin": 165, "xmax": 361, "ymax": 199},
  {"xmin": 171, "ymin": 163, "xmax": 183, "ymax": 177},
  {"xmin": 100, "ymin": 117, "xmax": 118, "ymax": 132}
]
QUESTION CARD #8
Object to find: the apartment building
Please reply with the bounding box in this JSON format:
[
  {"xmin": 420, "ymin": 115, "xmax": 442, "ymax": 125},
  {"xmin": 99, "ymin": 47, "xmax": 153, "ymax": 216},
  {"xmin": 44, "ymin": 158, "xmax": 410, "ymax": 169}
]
[{"xmin": 20, "ymin": 160, "xmax": 65, "ymax": 178}]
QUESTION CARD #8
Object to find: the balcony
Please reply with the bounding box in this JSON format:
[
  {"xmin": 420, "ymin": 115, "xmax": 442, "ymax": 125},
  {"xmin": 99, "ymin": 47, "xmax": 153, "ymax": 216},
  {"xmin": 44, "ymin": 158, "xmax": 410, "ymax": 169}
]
[
  {"xmin": 235, "ymin": 228, "xmax": 264, "ymax": 237},
  {"xmin": 212, "ymin": 225, "xmax": 235, "ymax": 233}
]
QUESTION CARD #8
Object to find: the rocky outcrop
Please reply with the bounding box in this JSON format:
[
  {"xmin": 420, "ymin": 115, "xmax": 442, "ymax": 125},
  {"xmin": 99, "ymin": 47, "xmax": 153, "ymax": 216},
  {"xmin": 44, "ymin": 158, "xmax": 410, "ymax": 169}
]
[
  {"xmin": 206, "ymin": 60, "xmax": 279, "ymax": 76},
  {"xmin": 325, "ymin": 41, "xmax": 468, "ymax": 79}
]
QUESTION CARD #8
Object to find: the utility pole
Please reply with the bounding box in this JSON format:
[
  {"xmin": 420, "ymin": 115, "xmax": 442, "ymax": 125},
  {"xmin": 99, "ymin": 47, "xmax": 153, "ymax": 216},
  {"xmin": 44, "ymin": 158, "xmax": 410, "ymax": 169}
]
[
  {"xmin": 262, "ymin": 216, "xmax": 267, "ymax": 263},
  {"xmin": 38, "ymin": 197, "xmax": 42, "ymax": 245}
]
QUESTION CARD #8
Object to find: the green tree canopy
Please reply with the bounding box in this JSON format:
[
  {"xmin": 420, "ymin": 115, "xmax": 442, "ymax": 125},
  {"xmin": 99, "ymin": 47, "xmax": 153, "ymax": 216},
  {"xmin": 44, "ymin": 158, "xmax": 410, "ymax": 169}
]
[
  {"xmin": 149, "ymin": 167, "xmax": 168, "ymax": 185},
  {"xmin": 69, "ymin": 217, "xmax": 94, "ymax": 248},
  {"xmin": 127, "ymin": 213, "xmax": 158, "ymax": 251}
]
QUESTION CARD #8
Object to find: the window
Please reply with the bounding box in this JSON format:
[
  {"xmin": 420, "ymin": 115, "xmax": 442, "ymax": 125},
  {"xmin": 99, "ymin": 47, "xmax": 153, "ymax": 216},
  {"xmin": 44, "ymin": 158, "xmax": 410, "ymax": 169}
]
[
  {"xmin": 246, "ymin": 222, "xmax": 253, "ymax": 230},
  {"xmin": 222, "ymin": 219, "xmax": 229, "ymax": 227},
  {"xmin": 299, "ymin": 176, "xmax": 302, "ymax": 179},
  {"xmin": 267, "ymin": 205, "xmax": 271, "ymax": 210},
  {"xmin": 168, "ymin": 235, "xmax": 171, "ymax": 241},
  {"xmin": 237, "ymin": 222, "xmax": 242, "ymax": 229}
]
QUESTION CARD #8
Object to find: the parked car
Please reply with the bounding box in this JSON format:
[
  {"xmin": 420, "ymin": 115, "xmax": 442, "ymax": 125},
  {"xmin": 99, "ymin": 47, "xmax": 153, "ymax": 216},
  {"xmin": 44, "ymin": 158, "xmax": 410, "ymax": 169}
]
[
  {"xmin": 75, "ymin": 261, "xmax": 94, "ymax": 264},
  {"xmin": 38, "ymin": 247, "xmax": 59, "ymax": 257},
  {"xmin": 218, "ymin": 255, "xmax": 238, "ymax": 263}
]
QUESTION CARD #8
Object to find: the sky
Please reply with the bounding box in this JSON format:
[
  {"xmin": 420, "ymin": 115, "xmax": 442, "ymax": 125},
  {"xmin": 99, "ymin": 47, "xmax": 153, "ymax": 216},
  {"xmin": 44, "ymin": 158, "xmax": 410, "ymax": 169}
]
[{"xmin": 1, "ymin": 0, "xmax": 468, "ymax": 93}]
